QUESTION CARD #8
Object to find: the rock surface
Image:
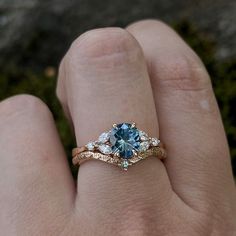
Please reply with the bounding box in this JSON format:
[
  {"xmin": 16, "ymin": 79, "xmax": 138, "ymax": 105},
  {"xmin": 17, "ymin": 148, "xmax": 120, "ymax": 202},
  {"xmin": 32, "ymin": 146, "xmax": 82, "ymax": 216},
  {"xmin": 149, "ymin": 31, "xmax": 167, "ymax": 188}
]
[{"xmin": 0, "ymin": 0, "xmax": 235, "ymax": 66}]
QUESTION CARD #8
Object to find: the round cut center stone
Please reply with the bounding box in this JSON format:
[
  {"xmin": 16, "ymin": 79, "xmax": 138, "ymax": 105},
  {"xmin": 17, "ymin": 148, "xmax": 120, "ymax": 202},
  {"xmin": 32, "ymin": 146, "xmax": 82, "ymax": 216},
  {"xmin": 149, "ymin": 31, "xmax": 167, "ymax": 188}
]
[{"xmin": 110, "ymin": 123, "xmax": 140, "ymax": 159}]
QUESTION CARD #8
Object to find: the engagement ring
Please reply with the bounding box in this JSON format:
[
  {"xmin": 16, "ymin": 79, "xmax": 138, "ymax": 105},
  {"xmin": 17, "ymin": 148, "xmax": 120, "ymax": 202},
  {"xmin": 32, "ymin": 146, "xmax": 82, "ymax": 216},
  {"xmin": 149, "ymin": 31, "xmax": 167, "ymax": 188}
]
[{"xmin": 72, "ymin": 123, "xmax": 166, "ymax": 170}]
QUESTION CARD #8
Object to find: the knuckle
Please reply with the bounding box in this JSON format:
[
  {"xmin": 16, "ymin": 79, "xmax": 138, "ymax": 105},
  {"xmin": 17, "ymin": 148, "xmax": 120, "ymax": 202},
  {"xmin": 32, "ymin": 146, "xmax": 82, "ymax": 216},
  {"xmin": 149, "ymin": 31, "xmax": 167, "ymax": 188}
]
[
  {"xmin": 65, "ymin": 27, "xmax": 142, "ymax": 67},
  {"xmin": 156, "ymin": 54, "xmax": 211, "ymax": 92},
  {"xmin": 0, "ymin": 94, "xmax": 51, "ymax": 123},
  {"xmin": 0, "ymin": 96, "xmax": 53, "ymax": 166}
]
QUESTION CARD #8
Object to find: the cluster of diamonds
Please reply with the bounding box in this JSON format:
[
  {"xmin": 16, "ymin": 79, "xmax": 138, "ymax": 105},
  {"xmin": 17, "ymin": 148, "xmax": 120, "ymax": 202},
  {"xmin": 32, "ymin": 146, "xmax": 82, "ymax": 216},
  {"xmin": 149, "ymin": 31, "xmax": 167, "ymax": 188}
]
[
  {"xmin": 138, "ymin": 130, "xmax": 160, "ymax": 152},
  {"xmin": 85, "ymin": 131, "xmax": 113, "ymax": 155},
  {"xmin": 85, "ymin": 129, "xmax": 160, "ymax": 161}
]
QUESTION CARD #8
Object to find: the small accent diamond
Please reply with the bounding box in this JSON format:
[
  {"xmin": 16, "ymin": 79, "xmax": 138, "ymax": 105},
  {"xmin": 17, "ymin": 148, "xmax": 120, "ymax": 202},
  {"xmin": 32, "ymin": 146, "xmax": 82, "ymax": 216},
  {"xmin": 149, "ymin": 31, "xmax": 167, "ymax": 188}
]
[
  {"xmin": 151, "ymin": 138, "xmax": 160, "ymax": 146},
  {"xmin": 98, "ymin": 132, "xmax": 110, "ymax": 143},
  {"xmin": 139, "ymin": 141, "xmax": 150, "ymax": 152},
  {"xmin": 139, "ymin": 130, "xmax": 149, "ymax": 141},
  {"xmin": 121, "ymin": 160, "xmax": 129, "ymax": 170},
  {"xmin": 98, "ymin": 144, "xmax": 112, "ymax": 154},
  {"xmin": 86, "ymin": 142, "xmax": 95, "ymax": 151}
]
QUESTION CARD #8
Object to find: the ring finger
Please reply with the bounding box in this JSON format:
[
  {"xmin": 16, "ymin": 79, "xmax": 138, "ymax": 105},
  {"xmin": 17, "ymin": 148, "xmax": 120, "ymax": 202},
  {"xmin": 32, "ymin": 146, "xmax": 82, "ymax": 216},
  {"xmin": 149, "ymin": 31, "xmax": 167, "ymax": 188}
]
[{"xmin": 57, "ymin": 28, "xmax": 173, "ymax": 234}]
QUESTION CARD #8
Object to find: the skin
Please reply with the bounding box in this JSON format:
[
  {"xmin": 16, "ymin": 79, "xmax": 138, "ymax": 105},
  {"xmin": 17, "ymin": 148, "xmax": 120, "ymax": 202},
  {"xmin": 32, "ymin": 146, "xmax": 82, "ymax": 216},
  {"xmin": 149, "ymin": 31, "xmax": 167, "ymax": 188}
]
[{"xmin": 0, "ymin": 20, "xmax": 235, "ymax": 236}]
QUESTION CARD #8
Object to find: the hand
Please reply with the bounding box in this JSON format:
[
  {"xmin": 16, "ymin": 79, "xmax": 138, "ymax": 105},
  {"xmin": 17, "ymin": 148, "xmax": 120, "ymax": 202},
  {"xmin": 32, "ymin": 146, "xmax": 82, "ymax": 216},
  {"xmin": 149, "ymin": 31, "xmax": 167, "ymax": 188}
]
[{"xmin": 0, "ymin": 20, "xmax": 235, "ymax": 236}]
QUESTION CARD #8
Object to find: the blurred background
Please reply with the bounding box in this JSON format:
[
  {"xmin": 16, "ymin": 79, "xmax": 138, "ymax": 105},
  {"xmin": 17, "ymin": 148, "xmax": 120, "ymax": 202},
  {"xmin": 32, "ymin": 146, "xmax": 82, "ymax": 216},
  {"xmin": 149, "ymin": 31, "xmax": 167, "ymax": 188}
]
[{"xmin": 0, "ymin": 0, "xmax": 235, "ymax": 176}]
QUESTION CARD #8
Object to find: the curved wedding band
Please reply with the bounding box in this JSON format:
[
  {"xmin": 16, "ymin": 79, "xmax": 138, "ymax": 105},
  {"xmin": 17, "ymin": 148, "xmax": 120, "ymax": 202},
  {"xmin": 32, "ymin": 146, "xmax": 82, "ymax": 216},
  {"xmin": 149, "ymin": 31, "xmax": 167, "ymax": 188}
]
[{"xmin": 72, "ymin": 123, "xmax": 167, "ymax": 170}]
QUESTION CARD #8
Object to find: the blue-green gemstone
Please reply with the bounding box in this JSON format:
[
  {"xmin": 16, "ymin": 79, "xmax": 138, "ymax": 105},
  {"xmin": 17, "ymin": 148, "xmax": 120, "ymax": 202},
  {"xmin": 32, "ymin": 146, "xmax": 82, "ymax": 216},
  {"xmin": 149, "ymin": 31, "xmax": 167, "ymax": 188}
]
[{"xmin": 110, "ymin": 123, "xmax": 140, "ymax": 159}]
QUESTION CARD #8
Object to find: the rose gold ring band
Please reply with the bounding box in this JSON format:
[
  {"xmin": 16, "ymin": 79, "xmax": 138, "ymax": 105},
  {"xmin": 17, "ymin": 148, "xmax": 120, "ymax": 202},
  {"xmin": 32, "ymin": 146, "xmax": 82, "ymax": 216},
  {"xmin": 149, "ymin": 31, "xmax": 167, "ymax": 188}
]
[{"xmin": 72, "ymin": 144, "xmax": 166, "ymax": 170}]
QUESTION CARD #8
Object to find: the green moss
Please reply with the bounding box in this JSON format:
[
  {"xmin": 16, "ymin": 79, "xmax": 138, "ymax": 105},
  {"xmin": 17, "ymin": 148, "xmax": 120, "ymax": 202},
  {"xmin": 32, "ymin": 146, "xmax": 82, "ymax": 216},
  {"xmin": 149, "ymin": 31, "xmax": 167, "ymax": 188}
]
[{"xmin": 0, "ymin": 20, "xmax": 235, "ymax": 176}]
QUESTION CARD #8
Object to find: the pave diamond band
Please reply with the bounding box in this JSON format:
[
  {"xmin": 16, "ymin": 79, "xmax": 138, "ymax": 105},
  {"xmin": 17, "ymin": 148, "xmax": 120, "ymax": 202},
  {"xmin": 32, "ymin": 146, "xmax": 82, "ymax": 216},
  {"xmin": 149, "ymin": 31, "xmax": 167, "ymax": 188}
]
[
  {"xmin": 72, "ymin": 123, "xmax": 167, "ymax": 170},
  {"xmin": 72, "ymin": 146, "xmax": 166, "ymax": 170}
]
